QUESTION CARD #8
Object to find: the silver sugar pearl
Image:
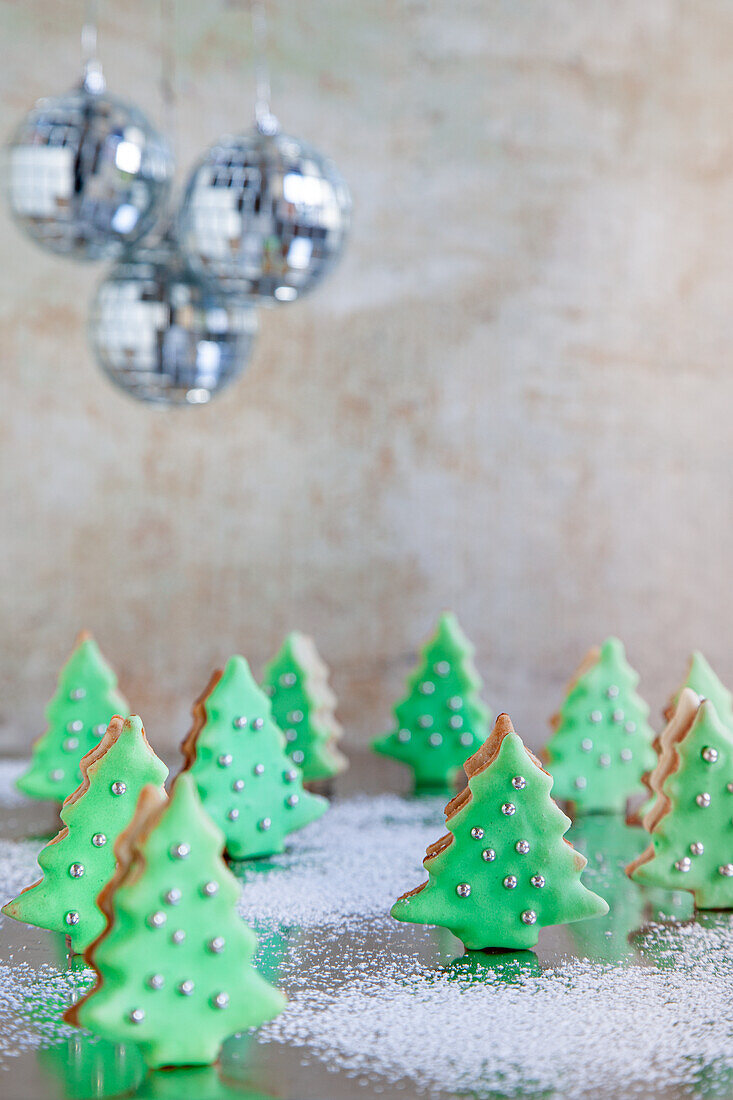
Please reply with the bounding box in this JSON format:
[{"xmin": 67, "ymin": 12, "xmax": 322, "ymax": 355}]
[
  {"xmin": 728, "ymin": 783, "xmax": 733, "ymax": 793},
  {"xmin": 448, "ymin": 696, "xmax": 463, "ymax": 710},
  {"xmin": 449, "ymin": 715, "xmax": 463, "ymax": 730},
  {"xmin": 208, "ymin": 936, "xmax": 226, "ymax": 953},
  {"xmin": 675, "ymin": 857, "xmax": 692, "ymax": 872},
  {"xmin": 285, "ymin": 729, "xmax": 297, "ymax": 742},
  {"xmin": 511, "ymin": 776, "xmax": 526, "ymax": 790},
  {"xmin": 433, "ymin": 660, "xmax": 450, "ymax": 676},
  {"xmin": 67, "ymin": 720, "xmax": 84, "ymax": 733},
  {"xmin": 218, "ymin": 753, "xmax": 233, "ymax": 768},
  {"xmin": 284, "ymin": 769, "xmax": 298, "ymax": 783},
  {"xmin": 481, "ymin": 848, "xmax": 496, "ymax": 863},
  {"xmin": 251, "ymin": 717, "xmax": 264, "ymax": 730},
  {"xmin": 581, "ymin": 738, "xmax": 593, "ymax": 752},
  {"xmin": 625, "ymin": 721, "xmax": 636, "ymax": 733},
  {"xmin": 428, "ymin": 733, "xmax": 443, "ymax": 747},
  {"xmin": 68, "ymin": 863, "xmax": 85, "ymax": 878},
  {"xmin": 65, "ymin": 911, "xmax": 80, "ymax": 926},
  {"xmin": 171, "ymin": 842, "xmax": 190, "ymax": 860},
  {"xmin": 612, "ymin": 709, "xmax": 624, "ymax": 723},
  {"xmin": 63, "ymin": 738, "xmax": 79, "ymax": 752},
  {"xmin": 147, "ymin": 974, "xmax": 164, "ymax": 990},
  {"xmin": 292, "ymin": 750, "xmax": 305, "ymax": 764},
  {"xmin": 574, "ymin": 776, "xmax": 587, "ymax": 790},
  {"xmin": 212, "ymin": 991, "xmax": 230, "ymax": 1009},
  {"xmin": 515, "ymin": 840, "xmax": 530, "ymax": 854},
  {"xmin": 702, "ymin": 746, "xmax": 719, "ymax": 763},
  {"xmin": 470, "ymin": 826, "xmax": 485, "ymax": 840},
  {"xmin": 129, "ymin": 1008, "xmax": 145, "ymax": 1023},
  {"xmin": 227, "ymin": 808, "xmax": 239, "ymax": 821},
  {"xmin": 69, "ymin": 688, "xmax": 86, "ymax": 701},
  {"xmin": 397, "ymin": 729, "xmax": 411, "ymax": 743},
  {"xmin": 455, "ymin": 882, "xmax": 471, "ymax": 897},
  {"xmin": 590, "ymin": 710, "xmax": 602, "ymax": 723},
  {"xmin": 258, "ymin": 817, "xmax": 272, "ymax": 831},
  {"xmin": 94, "ymin": 724, "xmax": 107, "ymax": 737},
  {"xmin": 501, "ymin": 802, "xmax": 516, "ymax": 816},
  {"xmin": 696, "ymin": 792, "xmax": 712, "ymax": 808},
  {"xmin": 164, "ymin": 888, "xmax": 181, "ymax": 905},
  {"xmin": 460, "ymin": 732, "xmax": 473, "ymax": 746},
  {"xmin": 719, "ymin": 864, "xmax": 733, "ymax": 877},
  {"xmin": 521, "ymin": 909, "xmax": 537, "ymax": 925},
  {"xmin": 147, "ymin": 911, "xmax": 167, "ymax": 928},
  {"xmin": 201, "ymin": 880, "xmax": 219, "ymax": 897},
  {"xmin": 171, "ymin": 929, "xmax": 186, "ymax": 944},
  {"xmin": 280, "ymin": 672, "xmax": 296, "ymax": 687},
  {"xmin": 233, "ymin": 715, "xmax": 248, "ymax": 729},
  {"xmin": 91, "ymin": 833, "xmax": 107, "ymax": 847},
  {"xmin": 599, "ymin": 754, "xmax": 611, "ymax": 768},
  {"xmin": 232, "ymin": 779, "xmax": 245, "ymax": 792},
  {"xmin": 419, "ymin": 681, "xmax": 435, "ymax": 695},
  {"xmin": 178, "ymin": 980, "xmax": 194, "ymax": 996},
  {"xmin": 111, "ymin": 781, "xmax": 127, "ymax": 796},
  {"xmin": 49, "ymin": 769, "xmax": 65, "ymax": 781},
  {"xmin": 606, "ymin": 685, "xmax": 619, "ymax": 698},
  {"xmin": 503, "ymin": 875, "xmax": 518, "ymax": 889},
  {"xmin": 531, "ymin": 874, "xmax": 545, "ymax": 888},
  {"xmin": 253, "ymin": 763, "xmax": 265, "ymax": 776},
  {"xmin": 620, "ymin": 748, "xmax": 633, "ymax": 762},
  {"xmin": 287, "ymin": 709, "xmax": 304, "ymax": 723},
  {"xmin": 418, "ymin": 715, "xmax": 433, "ymax": 729},
  {"xmin": 286, "ymin": 794, "xmax": 299, "ymax": 807},
  {"xmin": 690, "ymin": 842, "xmax": 705, "ymax": 856}
]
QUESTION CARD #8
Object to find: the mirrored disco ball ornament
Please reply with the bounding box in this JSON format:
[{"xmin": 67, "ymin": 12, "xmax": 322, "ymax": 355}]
[
  {"xmin": 89, "ymin": 240, "xmax": 257, "ymax": 405},
  {"xmin": 7, "ymin": 86, "xmax": 173, "ymax": 260},
  {"xmin": 178, "ymin": 128, "xmax": 351, "ymax": 302}
]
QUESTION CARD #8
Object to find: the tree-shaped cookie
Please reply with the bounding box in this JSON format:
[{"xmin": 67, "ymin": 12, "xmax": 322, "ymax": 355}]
[
  {"xmin": 181, "ymin": 655, "xmax": 328, "ymax": 859},
  {"xmin": 627, "ymin": 691, "xmax": 733, "ymax": 907},
  {"xmin": 3, "ymin": 715, "xmax": 168, "ymax": 953},
  {"xmin": 17, "ymin": 632, "xmax": 129, "ymax": 803},
  {"xmin": 391, "ymin": 714, "xmax": 608, "ymax": 950},
  {"xmin": 663, "ymin": 651, "xmax": 733, "ymax": 727},
  {"xmin": 372, "ymin": 612, "xmax": 491, "ymax": 789},
  {"xmin": 65, "ymin": 774, "xmax": 286, "ymax": 1067},
  {"xmin": 262, "ymin": 631, "xmax": 348, "ymax": 783},
  {"xmin": 544, "ymin": 637, "xmax": 656, "ymax": 813}
]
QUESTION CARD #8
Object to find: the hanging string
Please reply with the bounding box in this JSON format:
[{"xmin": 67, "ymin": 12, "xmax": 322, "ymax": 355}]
[
  {"xmin": 81, "ymin": 0, "xmax": 105, "ymax": 93},
  {"xmin": 250, "ymin": 0, "xmax": 279, "ymax": 134}
]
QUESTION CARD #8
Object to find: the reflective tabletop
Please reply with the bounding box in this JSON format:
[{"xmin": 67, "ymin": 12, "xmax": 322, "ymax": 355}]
[{"xmin": 1, "ymin": 752, "xmax": 732, "ymax": 1100}]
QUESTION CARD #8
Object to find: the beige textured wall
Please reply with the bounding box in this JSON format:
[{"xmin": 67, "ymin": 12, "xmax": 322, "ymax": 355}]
[{"xmin": 2, "ymin": 0, "xmax": 733, "ymax": 757}]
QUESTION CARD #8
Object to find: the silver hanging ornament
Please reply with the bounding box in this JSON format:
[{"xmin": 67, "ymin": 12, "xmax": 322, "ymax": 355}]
[
  {"xmin": 177, "ymin": 0, "xmax": 350, "ymax": 303},
  {"xmin": 6, "ymin": 11, "xmax": 173, "ymax": 261},
  {"xmin": 89, "ymin": 237, "xmax": 257, "ymax": 405},
  {"xmin": 178, "ymin": 127, "xmax": 350, "ymax": 303}
]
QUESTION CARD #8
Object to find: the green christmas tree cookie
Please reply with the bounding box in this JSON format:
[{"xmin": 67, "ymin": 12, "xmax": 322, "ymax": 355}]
[
  {"xmin": 181, "ymin": 655, "xmax": 328, "ymax": 859},
  {"xmin": 372, "ymin": 612, "xmax": 491, "ymax": 789},
  {"xmin": 66, "ymin": 774, "xmax": 286, "ymax": 1068},
  {"xmin": 630, "ymin": 653, "xmax": 733, "ymax": 828},
  {"xmin": 545, "ymin": 637, "xmax": 656, "ymax": 813},
  {"xmin": 262, "ymin": 631, "xmax": 348, "ymax": 783},
  {"xmin": 664, "ymin": 651, "xmax": 733, "ymax": 727},
  {"xmin": 17, "ymin": 632, "xmax": 129, "ymax": 803},
  {"xmin": 391, "ymin": 714, "xmax": 608, "ymax": 950},
  {"xmin": 627, "ymin": 691, "xmax": 733, "ymax": 907},
  {"xmin": 3, "ymin": 715, "xmax": 168, "ymax": 954}
]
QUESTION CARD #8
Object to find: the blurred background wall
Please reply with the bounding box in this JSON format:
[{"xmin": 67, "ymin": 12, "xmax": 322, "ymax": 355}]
[{"xmin": 2, "ymin": 0, "xmax": 733, "ymax": 755}]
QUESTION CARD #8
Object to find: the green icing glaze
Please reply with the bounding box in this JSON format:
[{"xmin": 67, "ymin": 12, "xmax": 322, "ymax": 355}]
[
  {"xmin": 628, "ymin": 699, "xmax": 733, "ymax": 908},
  {"xmin": 670, "ymin": 651, "xmax": 733, "ymax": 728},
  {"xmin": 545, "ymin": 637, "xmax": 656, "ymax": 813},
  {"xmin": 372, "ymin": 612, "xmax": 491, "ymax": 789},
  {"xmin": 3, "ymin": 715, "xmax": 168, "ymax": 953},
  {"xmin": 71, "ymin": 774, "xmax": 286, "ymax": 1068},
  {"xmin": 37, "ymin": 1034, "xmax": 146, "ymax": 1099},
  {"xmin": 183, "ymin": 655, "xmax": 328, "ymax": 859},
  {"xmin": 17, "ymin": 635, "xmax": 129, "ymax": 803},
  {"xmin": 262, "ymin": 632, "xmax": 347, "ymax": 783},
  {"xmin": 391, "ymin": 720, "xmax": 608, "ymax": 950}
]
